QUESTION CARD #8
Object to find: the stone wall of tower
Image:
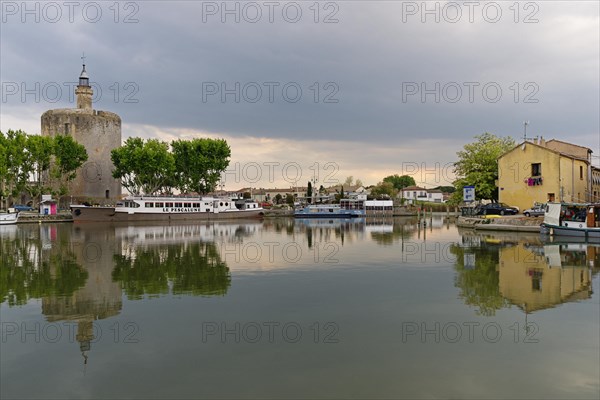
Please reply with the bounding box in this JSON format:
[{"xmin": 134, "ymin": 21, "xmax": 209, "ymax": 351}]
[{"xmin": 41, "ymin": 108, "xmax": 121, "ymax": 203}]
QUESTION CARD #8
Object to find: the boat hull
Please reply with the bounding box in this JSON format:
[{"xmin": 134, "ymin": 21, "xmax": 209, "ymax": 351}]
[
  {"xmin": 541, "ymin": 223, "xmax": 600, "ymax": 241},
  {"xmin": 0, "ymin": 213, "xmax": 19, "ymax": 225},
  {"xmin": 71, "ymin": 205, "xmax": 264, "ymax": 223}
]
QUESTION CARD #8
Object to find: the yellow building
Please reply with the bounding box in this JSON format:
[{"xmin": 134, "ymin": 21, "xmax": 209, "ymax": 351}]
[{"xmin": 498, "ymin": 138, "xmax": 593, "ymax": 211}]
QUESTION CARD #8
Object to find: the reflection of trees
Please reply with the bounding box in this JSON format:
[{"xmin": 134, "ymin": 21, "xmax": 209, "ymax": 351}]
[
  {"xmin": 450, "ymin": 243, "xmax": 510, "ymax": 316},
  {"xmin": 112, "ymin": 242, "xmax": 230, "ymax": 299},
  {"xmin": 0, "ymin": 228, "xmax": 88, "ymax": 306}
]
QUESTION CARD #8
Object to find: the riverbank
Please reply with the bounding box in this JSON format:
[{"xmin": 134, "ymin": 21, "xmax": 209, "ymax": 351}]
[
  {"xmin": 16, "ymin": 212, "xmax": 73, "ymax": 224},
  {"xmin": 456, "ymin": 215, "xmax": 542, "ymax": 232},
  {"xmin": 13, "ymin": 209, "xmax": 458, "ymax": 223}
]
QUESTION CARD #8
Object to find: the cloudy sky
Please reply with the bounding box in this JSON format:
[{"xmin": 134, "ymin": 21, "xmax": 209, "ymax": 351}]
[{"xmin": 1, "ymin": 1, "xmax": 598, "ymax": 189}]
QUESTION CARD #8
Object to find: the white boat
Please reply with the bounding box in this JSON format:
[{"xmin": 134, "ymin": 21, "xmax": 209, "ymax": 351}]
[
  {"xmin": 71, "ymin": 196, "xmax": 264, "ymax": 222},
  {"xmin": 541, "ymin": 203, "xmax": 600, "ymax": 240},
  {"xmin": 0, "ymin": 211, "xmax": 19, "ymax": 225},
  {"xmin": 294, "ymin": 197, "xmax": 393, "ymax": 218},
  {"xmin": 294, "ymin": 204, "xmax": 365, "ymax": 218}
]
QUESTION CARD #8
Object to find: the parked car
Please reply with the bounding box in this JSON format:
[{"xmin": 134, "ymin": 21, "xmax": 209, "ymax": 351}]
[
  {"xmin": 475, "ymin": 203, "xmax": 519, "ymax": 216},
  {"xmin": 12, "ymin": 204, "xmax": 35, "ymax": 212},
  {"xmin": 523, "ymin": 203, "xmax": 546, "ymax": 217}
]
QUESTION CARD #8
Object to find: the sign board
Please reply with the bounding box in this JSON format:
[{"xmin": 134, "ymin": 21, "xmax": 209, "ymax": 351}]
[{"xmin": 463, "ymin": 186, "xmax": 475, "ymax": 202}]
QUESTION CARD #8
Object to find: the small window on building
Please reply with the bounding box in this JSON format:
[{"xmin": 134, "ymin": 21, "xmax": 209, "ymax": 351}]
[
  {"xmin": 105, "ymin": 190, "xmax": 110, "ymax": 199},
  {"xmin": 548, "ymin": 193, "xmax": 555, "ymax": 202},
  {"xmin": 580, "ymin": 166, "xmax": 584, "ymax": 180},
  {"xmin": 531, "ymin": 163, "xmax": 541, "ymax": 176}
]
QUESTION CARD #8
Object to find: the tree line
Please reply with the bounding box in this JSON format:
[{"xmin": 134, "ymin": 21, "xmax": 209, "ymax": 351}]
[
  {"xmin": 111, "ymin": 137, "xmax": 231, "ymax": 195},
  {"xmin": 0, "ymin": 130, "xmax": 87, "ymax": 209}
]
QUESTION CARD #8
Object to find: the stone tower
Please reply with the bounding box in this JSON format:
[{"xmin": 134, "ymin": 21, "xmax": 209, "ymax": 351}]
[{"xmin": 41, "ymin": 62, "xmax": 121, "ymax": 203}]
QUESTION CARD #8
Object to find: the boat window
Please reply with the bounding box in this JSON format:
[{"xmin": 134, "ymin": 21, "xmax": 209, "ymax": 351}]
[
  {"xmin": 225, "ymin": 202, "xmax": 229, "ymax": 206},
  {"xmin": 166, "ymin": 202, "xmax": 173, "ymax": 207},
  {"xmin": 145, "ymin": 202, "xmax": 154, "ymax": 208},
  {"xmin": 561, "ymin": 205, "xmax": 587, "ymax": 222},
  {"xmin": 220, "ymin": 202, "xmax": 224, "ymax": 206},
  {"xmin": 184, "ymin": 203, "xmax": 191, "ymax": 208},
  {"xmin": 156, "ymin": 202, "xmax": 164, "ymax": 208},
  {"xmin": 175, "ymin": 202, "xmax": 183, "ymax": 208},
  {"xmin": 193, "ymin": 203, "xmax": 200, "ymax": 207}
]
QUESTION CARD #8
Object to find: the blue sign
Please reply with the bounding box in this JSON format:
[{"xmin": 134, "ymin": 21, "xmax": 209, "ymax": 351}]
[{"xmin": 463, "ymin": 186, "xmax": 475, "ymax": 202}]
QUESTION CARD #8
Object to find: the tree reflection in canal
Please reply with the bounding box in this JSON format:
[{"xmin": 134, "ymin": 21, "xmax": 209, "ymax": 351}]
[
  {"xmin": 112, "ymin": 241, "xmax": 230, "ymax": 299},
  {"xmin": 0, "ymin": 225, "xmax": 88, "ymax": 306}
]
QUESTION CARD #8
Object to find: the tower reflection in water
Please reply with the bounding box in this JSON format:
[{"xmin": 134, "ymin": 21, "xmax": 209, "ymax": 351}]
[{"xmin": 1, "ymin": 223, "xmax": 234, "ymax": 365}]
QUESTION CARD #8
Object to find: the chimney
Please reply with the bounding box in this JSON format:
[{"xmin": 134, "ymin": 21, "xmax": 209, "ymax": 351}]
[{"xmin": 539, "ymin": 136, "xmax": 545, "ymax": 146}]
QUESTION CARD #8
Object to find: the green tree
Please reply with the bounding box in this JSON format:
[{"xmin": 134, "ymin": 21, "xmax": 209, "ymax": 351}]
[
  {"xmin": 243, "ymin": 191, "xmax": 251, "ymax": 199},
  {"xmin": 285, "ymin": 193, "xmax": 294, "ymax": 206},
  {"xmin": 274, "ymin": 193, "xmax": 283, "ymax": 204},
  {"xmin": 171, "ymin": 138, "xmax": 231, "ymax": 194},
  {"xmin": 370, "ymin": 181, "xmax": 396, "ymax": 198},
  {"xmin": 344, "ymin": 176, "xmax": 354, "ymax": 186},
  {"xmin": 111, "ymin": 138, "xmax": 175, "ymax": 195},
  {"xmin": 383, "ymin": 174, "xmax": 416, "ymax": 191},
  {"xmin": 0, "ymin": 133, "xmax": 8, "ymax": 209},
  {"xmin": 51, "ymin": 134, "xmax": 88, "ymax": 196},
  {"xmin": 25, "ymin": 134, "xmax": 54, "ymax": 203},
  {"xmin": 432, "ymin": 185, "xmax": 455, "ymax": 193},
  {"xmin": 0, "ymin": 130, "xmax": 31, "ymax": 208},
  {"xmin": 451, "ymin": 133, "xmax": 515, "ymax": 203}
]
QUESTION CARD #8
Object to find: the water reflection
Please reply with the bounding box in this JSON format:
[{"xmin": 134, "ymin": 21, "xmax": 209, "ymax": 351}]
[
  {"xmin": 2, "ymin": 220, "xmax": 599, "ymax": 398},
  {"xmin": 454, "ymin": 229, "xmax": 599, "ymax": 315},
  {"xmin": 0, "ymin": 225, "xmax": 88, "ymax": 307}
]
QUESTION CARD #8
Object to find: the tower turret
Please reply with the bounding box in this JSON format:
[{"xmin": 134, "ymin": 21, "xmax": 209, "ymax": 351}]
[{"xmin": 75, "ymin": 60, "xmax": 93, "ymax": 110}]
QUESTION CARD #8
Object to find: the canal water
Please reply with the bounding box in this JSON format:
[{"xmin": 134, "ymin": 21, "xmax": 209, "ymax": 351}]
[{"xmin": 1, "ymin": 217, "xmax": 599, "ymax": 399}]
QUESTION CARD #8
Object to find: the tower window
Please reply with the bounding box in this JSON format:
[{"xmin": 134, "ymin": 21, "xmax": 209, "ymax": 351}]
[
  {"xmin": 580, "ymin": 166, "xmax": 583, "ymax": 180},
  {"xmin": 64, "ymin": 123, "xmax": 70, "ymax": 135},
  {"xmin": 105, "ymin": 190, "xmax": 110, "ymax": 199}
]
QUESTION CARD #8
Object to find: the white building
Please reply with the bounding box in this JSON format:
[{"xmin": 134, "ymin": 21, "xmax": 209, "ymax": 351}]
[{"xmin": 401, "ymin": 186, "xmax": 444, "ymax": 204}]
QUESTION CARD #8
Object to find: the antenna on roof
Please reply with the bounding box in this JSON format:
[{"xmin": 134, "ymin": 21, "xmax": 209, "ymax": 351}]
[{"xmin": 522, "ymin": 121, "xmax": 534, "ymax": 142}]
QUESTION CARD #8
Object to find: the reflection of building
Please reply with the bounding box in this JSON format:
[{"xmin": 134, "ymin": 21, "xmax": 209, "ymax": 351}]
[
  {"xmin": 498, "ymin": 243, "xmax": 595, "ymax": 312},
  {"xmin": 42, "ymin": 225, "xmax": 122, "ymax": 364}
]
